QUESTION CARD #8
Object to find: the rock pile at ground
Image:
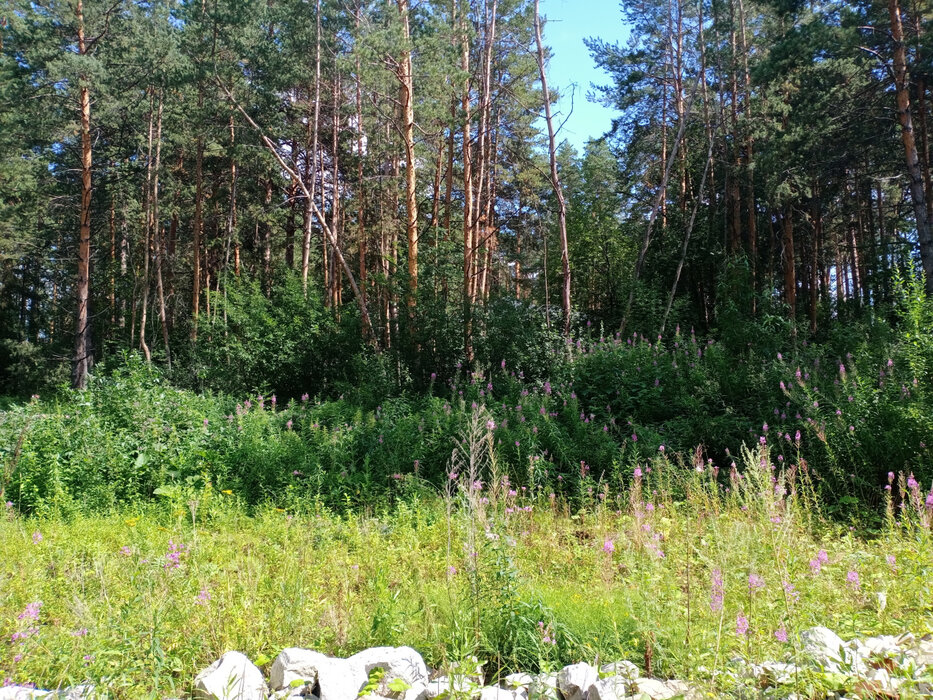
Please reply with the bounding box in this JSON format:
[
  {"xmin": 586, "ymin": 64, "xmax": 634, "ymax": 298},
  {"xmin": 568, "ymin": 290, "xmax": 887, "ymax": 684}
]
[{"xmin": 3, "ymin": 627, "xmax": 932, "ymax": 699}]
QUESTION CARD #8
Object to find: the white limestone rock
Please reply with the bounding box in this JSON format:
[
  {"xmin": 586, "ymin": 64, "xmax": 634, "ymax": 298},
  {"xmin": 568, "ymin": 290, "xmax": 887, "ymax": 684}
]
[
  {"xmin": 349, "ymin": 647, "xmax": 430, "ymax": 690},
  {"xmin": 598, "ymin": 661, "xmax": 639, "ymax": 681},
  {"xmin": 527, "ymin": 673, "xmax": 561, "ymax": 700},
  {"xmin": 632, "ymin": 678, "xmax": 675, "ymax": 700},
  {"xmin": 193, "ymin": 651, "xmax": 268, "ymax": 700},
  {"xmin": 270, "ymin": 649, "xmax": 330, "ymax": 691},
  {"xmin": 478, "ymin": 687, "xmax": 514, "ymax": 700},
  {"xmin": 556, "ymin": 663, "xmax": 597, "ymax": 700},
  {"xmin": 503, "ymin": 673, "xmax": 535, "ymax": 690},
  {"xmin": 588, "ymin": 676, "xmax": 630, "ymax": 700},
  {"xmin": 0, "ymin": 689, "xmax": 52, "ymax": 700},
  {"xmin": 800, "ymin": 626, "xmax": 846, "ymax": 671}
]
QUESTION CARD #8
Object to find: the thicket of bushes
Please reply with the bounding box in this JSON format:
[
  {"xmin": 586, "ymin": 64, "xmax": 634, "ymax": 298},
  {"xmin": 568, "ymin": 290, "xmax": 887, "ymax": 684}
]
[{"xmin": 1, "ymin": 272, "xmax": 930, "ymax": 518}]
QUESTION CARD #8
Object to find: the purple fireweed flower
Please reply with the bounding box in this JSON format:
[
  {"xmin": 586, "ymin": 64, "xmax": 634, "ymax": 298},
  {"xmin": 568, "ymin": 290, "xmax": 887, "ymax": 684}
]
[
  {"xmin": 195, "ymin": 588, "xmax": 211, "ymax": 606},
  {"xmin": 775, "ymin": 625, "xmax": 789, "ymax": 643},
  {"xmin": 31, "ymin": 531, "xmax": 42, "ymax": 544},
  {"xmin": 748, "ymin": 574, "xmax": 765, "ymax": 593},
  {"xmin": 846, "ymin": 570, "xmax": 861, "ymax": 591},
  {"xmin": 72, "ymin": 628, "xmax": 88, "ymax": 637},
  {"xmin": 603, "ymin": 539, "xmax": 615, "ymax": 553},
  {"xmin": 886, "ymin": 555, "xmax": 897, "ymax": 570},
  {"xmin": 736, "ymin": 612, "xmax": 749, "ymax": 636},
  {"xmin": 710, "ymin": 569, "xmax": 724, "ymax": 612},
  {"xmin": 908, "ymin": 474, "xmax": 919, "ymax": 490},
  {"xmin": 18, "ymin": 602, "xmax": 41, "ymax": 621},
  {"xmin": 818, "ymin": 549, "xmax": 828, "ymax": 564},
  {"xmin": 120, "ymin": 546, "xmax": 132, "ymax": 556},
  {"xmin": 888, "ymin": 472, "xmax": 895, "ymax": 484},
  {"xmin": 632, "ymin": 434, "xmax": 638, "ymax": 442},
  {"xmin": 782, "ymin": 579, "xmax": 799, "ymax": 603},
  {"xmin": 486, "ymin": 420, "xmax": 496, "ymax": 431},
  {"xmin": 634, "ymin": 467, "xmax": 643, "ymax": 478}
]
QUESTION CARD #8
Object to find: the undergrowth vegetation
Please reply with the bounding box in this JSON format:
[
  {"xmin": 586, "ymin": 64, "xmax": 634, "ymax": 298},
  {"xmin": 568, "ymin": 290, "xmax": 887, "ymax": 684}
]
[
  {"xmin": 1, "ymin": 439, "xmax": 932, "ymax": 696},
  {"xmin": 2, "ymin": 284, "xmax": 932, "ymax": 696}
]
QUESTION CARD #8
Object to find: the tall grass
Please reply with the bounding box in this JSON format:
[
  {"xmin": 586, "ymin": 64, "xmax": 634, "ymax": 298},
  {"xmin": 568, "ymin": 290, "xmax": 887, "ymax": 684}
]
[{"xmin": 2, "ymin": 440, "xmax": 931, "ymax": 696}]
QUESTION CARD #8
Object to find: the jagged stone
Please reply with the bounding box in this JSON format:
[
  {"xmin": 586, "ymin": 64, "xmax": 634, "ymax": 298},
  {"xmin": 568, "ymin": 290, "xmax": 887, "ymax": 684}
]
[
  {"xmin": 556, "ymin": 663, "xmax": 597, "ymax": 700},
  {"xmin": 527, "ymin": 673, "xmax": 561, "ymax": 700},
  {"xmin": 193, "ymin": 651, "xmax": 268, "ymax": 700},
  {"xmin": 588, "ymin": 676, "xmax": 630, "ymax": 700},
  {"xmin": 800, "ymin": 626, "xmax": 846, "ymax": 671},
  {"xmin": 349, "ymin": 646, "xmax": 430, "ymax": 690},
  {"xmin": 632, "ymin": 678, "xmax": 675, "ymax": 700},
  {"xmin": 598, "ymin": 661, "xmax": 639, "ymax": 681},
  {"xmin": 503, "ymin": 673, "xmax": 535, "ymax": 689},
  {"xmin": 0, "ymin": 688, "xmax": 52, "ymax": 700}
]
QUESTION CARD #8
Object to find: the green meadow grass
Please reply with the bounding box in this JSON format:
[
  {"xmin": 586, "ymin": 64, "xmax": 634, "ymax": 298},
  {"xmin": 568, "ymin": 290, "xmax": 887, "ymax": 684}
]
[{"xmin": 2, "ymin": 447, "xmax": 932, "ymax": 698}]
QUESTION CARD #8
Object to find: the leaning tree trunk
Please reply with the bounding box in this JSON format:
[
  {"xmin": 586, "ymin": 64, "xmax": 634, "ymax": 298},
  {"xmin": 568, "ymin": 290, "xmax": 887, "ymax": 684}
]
[{"xmin": 534, "ymin": 0, "xmax": 570, "ymax": 337}]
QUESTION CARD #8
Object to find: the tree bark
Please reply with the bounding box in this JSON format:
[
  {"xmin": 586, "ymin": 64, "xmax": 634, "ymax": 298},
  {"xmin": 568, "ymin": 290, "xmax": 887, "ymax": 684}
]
[
  {"xmin": 461, "ymin": 0, "xmax": 475, "ymax": 367},
  {"xmin": 534, "ymin": 0, "xmax": 570, "ymax": 336},
  {"xmin": 782, "ymin": 204, "xmax": 796, "ymax": 321},
  {"xmin": 889, "ymin": 0, "xmax": 933, "ymax": 293},
  {"xmin": 73, "ymin": 0, "xmax": 93, "ymax": 389},
  {"xmin": 397, "ymin": 0, "xmax": 419, "ymax": 327}
]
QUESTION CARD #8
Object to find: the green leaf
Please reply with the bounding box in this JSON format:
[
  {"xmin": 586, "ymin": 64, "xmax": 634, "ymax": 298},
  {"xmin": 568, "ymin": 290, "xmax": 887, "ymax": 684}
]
[{"xmin": 387, "ymin": 678, "xmax": 412, "ymax": 693}]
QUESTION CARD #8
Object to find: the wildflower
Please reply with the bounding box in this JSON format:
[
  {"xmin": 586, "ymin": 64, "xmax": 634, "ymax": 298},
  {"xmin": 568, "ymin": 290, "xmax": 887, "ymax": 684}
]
[
  {"xmin": 603, "ymin": 539, "xmax": 615, "ymax": 553},
  {"xmin": 710, "ymin": 569, "xmax": 724, "ymax": 612},
  {"xmin": 846, "ymin": 570, "xmax": 861, "ymax": 591},
  {"xmin": 32, "ymin": 531, "xmax": 42, "ymax": 544},
  {"xmin": 286, "ymin": 420, "xmax": 293, "ymax": 430},
  {"xmin": 818, "ymin": 549, "xmax": 828, "ymax": 564},
  {"xmin": 631, "ymin": 433, "xmax": 638, "ymax": 442},
  {"xmin": 301, "ymin": 393, "xmax": 309, "ymax": 402},
  {"xmin": 782, "ymin": 579, "xmax": 799, "ymax": 603},
  {"xmin": 202, "ymin": 418, "xmax": 209, "ymax": 427},
  {"xmin": 72, "ymin": 628, "xmax": 88, "ymax": 637},
  {"xmin": 774, "ymin": 625, "xmax": 789, "ymax": 643},
  {"xmin": 83, "ymin": 655, "xmax": 94, "ymax": 664},
  {"xmin": 748, "ymin": 574, "xmax": 765, "ymax": 593},
  {"xmin": 195, "ymin": 588, "xmax": 211, "ymax": 606},
  {"xmin": 447, "ymin": 566, "xmax": 457, "ymax": 577},
  {"xmin": 634, "ymin": 467, "xmax": 643, "ymax": 478},
  {"xmin": 888, "ymin": 472, "xmax": 895, "ymax": 484},
  {"xmin": 886, "ymin": 555, "xmax": 897, "ymax": 570},
  {"xmin": 736, "ymin": 612, "xmax": 749, "ymax": 636},
  {"xmin": 907, "ymin": 474, "xmax": 919, "ymax": 490},
  {"xmin": 658, "ymin": 445, "xmax": 665, "ymax": 453},
  {"xmin": 18, "ymin": 602, "xmax": 41, "ymax": 621},
  {"xmin": 163, "ymin": 539, "xmax": 186, "ymax": 570},
  {"xmin": 449, "ymin": 471, "xmax": 458, "ymax": 481},
  {"xmin": 486, "ymin": 420, "xmax": 496, "ymax": 431}
]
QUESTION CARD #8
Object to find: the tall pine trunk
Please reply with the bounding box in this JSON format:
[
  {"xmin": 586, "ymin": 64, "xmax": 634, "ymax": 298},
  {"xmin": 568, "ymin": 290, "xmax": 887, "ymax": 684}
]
[
  {"xmin": 889, "ymin": 0, "xmax": 933, "ymax": 293},
  {"xmin": 73, "ymin": 0, "xmax": 93, "ymax": 389}
]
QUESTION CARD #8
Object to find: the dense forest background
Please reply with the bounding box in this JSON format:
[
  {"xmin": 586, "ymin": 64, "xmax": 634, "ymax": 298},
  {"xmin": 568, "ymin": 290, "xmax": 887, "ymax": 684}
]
[{"xmin": 2, "ymin": 0, "xmax": 933, "ymax": 393}]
